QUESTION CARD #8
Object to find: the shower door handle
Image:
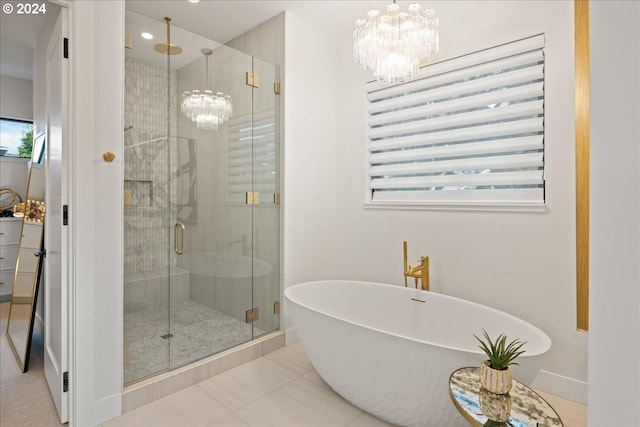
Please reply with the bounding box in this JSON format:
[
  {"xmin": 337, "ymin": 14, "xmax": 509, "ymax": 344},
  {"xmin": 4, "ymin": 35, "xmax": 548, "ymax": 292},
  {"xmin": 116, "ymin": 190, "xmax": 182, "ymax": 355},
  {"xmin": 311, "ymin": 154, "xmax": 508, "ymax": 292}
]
[{"xmin": 174, "ymin": 222, "xmax": 185, "ymax": 255}]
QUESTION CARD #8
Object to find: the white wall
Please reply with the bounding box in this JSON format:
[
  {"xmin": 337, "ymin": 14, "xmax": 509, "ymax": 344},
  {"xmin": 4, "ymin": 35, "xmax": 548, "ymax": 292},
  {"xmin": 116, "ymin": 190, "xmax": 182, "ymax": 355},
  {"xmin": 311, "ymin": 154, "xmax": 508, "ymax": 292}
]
[
  {"xmin": 588, "ymin": 2, "xmax": 640, "ymax": 426},
  {"xmin": 282, "ymin": 11, "xmax": 339, "ymax": 338},
  {"xmin": 226, "ymin": 13, "xmax": 284, "ymax": 66},
  {"xmin": 338, "ymin": 1, "xmax": 585, "ymax": 402},
  {"xmin": 67, "ymin": 1, "xmax": 124, "ymax": 425},
  {"xmin": 0, "ymin": 75, "xmax": 33, "ymax": 121},
  {"xmin": 283, "ymin": 1, "xmax": 587, "ymax": 402}
]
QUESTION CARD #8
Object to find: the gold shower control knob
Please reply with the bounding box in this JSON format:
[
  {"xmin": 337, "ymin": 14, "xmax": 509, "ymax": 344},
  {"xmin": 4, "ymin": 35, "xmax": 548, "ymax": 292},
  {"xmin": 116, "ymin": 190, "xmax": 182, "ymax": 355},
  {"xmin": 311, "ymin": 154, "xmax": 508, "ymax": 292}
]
[{"xmin": 103, "ymin": 152, "xmax": 116, "ymax": 162}]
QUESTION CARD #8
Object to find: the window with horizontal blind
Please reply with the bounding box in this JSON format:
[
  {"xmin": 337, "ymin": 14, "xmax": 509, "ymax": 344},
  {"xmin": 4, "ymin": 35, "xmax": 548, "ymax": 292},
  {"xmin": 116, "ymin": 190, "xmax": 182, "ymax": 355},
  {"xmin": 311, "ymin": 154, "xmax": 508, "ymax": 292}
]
[{"xmin": 366, "ymin": 34, "xmax": 545, "ymax": 209}]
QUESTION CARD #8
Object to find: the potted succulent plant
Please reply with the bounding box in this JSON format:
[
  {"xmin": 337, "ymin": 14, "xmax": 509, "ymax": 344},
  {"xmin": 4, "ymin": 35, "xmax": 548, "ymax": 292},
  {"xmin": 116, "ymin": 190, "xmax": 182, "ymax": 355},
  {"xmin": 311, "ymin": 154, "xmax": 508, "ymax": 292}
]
[{"xmin": 474, "ymin": 330, "xmax": 526, "ymax": 394}]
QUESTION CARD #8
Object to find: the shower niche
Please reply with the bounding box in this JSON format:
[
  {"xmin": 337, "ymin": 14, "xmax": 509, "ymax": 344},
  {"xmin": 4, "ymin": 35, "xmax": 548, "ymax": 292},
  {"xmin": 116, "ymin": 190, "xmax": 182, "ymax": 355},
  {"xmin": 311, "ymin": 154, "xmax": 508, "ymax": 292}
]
[{"xmin": 123, "ymin": 11, "xmax": 281, "ymax": 385}]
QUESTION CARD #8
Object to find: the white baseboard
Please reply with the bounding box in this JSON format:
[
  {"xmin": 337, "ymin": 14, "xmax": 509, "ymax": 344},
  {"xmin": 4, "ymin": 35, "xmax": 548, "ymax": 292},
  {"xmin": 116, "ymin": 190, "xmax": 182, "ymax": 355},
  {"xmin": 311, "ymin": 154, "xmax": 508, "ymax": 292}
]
[
  {"xmin": 94, "ymin": 391, "xmax": 122, "ymax": 426},
  {"xmin": 530, "ymin": 369, "xmax": 588, "ymax": 405},
  {"xmin": 285, "ymin": 327, "xmax": 298, "ymax": 345}
]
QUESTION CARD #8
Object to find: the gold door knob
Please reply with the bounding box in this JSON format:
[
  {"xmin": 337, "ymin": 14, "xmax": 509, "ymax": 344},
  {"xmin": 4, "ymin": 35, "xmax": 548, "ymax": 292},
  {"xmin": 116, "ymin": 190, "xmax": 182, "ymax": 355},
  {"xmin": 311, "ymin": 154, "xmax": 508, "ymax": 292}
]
[{"xmin": 103, "ymin": 152, "xmax": 116, "ymax": 162}]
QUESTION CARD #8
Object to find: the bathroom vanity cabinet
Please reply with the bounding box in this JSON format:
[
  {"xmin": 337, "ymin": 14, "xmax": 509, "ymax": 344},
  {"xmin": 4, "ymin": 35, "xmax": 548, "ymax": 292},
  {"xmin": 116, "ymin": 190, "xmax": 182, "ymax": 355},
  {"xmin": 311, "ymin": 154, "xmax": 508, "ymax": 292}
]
[
  {"xmin": 0, "ymin": 157, "xmax": 29, "ymax": 301},
  {"xmin": 0, "ymin": 218, "xmax": 22, "ymax": 301}
]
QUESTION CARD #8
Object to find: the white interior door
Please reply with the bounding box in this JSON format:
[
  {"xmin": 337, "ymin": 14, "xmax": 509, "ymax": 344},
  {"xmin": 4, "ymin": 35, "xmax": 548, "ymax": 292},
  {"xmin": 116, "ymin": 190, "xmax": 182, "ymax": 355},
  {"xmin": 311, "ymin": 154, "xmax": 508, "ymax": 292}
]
[{"xmin": 44, "ymin": 7, "xmax": 68, "ymax": 423}]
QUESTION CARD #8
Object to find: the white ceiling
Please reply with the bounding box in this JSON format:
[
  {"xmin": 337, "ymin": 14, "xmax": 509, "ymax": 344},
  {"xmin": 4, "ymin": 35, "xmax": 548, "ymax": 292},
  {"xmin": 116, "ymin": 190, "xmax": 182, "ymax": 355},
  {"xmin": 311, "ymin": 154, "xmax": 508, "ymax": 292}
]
[
  {"xmin": 124, "ymin": 1, "xmax": 401, "ymax": 69},
  {"xmin": 0, "ymin": 0, "xmax": 425, "ymax": 80},
  {"xmin": 0, "ymin": 2, "xmax": 57, "ymax": 80},
  {"xmin": 125, "ymin": 1, "xmax": 396, "ymax": 42}
]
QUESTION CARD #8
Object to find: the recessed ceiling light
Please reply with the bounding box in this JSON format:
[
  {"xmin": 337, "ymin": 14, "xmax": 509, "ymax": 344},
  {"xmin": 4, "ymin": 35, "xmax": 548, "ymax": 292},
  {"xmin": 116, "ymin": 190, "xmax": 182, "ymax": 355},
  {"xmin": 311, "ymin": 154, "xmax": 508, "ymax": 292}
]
[
  {"xmin": 188, "ymin": 0, "xmax": 200, "ymax": 3},
  {"xmin": 141, "ymin": 32, "xmax": 154, "ymax": 40}
]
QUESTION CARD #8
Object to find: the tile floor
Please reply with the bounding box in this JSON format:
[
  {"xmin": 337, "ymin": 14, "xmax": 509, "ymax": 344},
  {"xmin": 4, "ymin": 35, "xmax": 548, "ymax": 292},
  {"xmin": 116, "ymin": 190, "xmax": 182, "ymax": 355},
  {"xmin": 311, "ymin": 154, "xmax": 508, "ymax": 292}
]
[
  {"xmin": 124, "ymin": 300, "xmax": 256, "ymax": 384},
  {"xmin": 106, "ymin": 343, "xmax": 388, "ymax": 427},
  {"xmin": 105, "ymin": 342, "xmax": 588, "ymax": 427},
  {"xmin": 1, "ymin": 301, "xmax": 587, "ymax": 427}
]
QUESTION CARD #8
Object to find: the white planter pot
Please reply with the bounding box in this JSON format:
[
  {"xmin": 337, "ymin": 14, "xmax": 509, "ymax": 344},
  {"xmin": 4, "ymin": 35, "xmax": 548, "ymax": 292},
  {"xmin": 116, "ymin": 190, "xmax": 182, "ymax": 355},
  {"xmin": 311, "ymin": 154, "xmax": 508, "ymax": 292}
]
[{"xmin": 479, "ymin": 360, "xmax": 513, "ymax": 394}]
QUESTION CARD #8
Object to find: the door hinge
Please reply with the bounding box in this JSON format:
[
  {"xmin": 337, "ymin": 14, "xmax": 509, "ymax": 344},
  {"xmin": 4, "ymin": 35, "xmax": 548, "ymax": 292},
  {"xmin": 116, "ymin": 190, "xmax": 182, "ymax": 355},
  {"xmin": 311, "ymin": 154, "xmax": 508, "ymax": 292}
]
[
  {"xmin": 63, "ymin": 371, "xmax": 69, "ymax": 393},
  {"xmin": 63, "ymin": 38, "xmax": 69, "ymax": 59},
  {"xmin": 274, "ymin": 82, "xmax": 281, "ymax": 94},
  {"xmin": 246, "ymin": 72, "xmax": 260, "ymax": 88},
  {"xmin": 125, "ymin": 31, "xmax": 133, "ymax": 50},
  {"xmin": 273, "ymin": 192, "xmax": 281, "ymax": 205},
  {"xmin": 63, "ymin": 205, "xmax": 68, "ymax": 226},
  {"xmin": 273, "ymin": 301, "xmax": 280, "ymax": 315},
  {"xmin": 245, "ymin": 192, "xmax": 260, "ymax": 205},
  {"xmin": 245, "ymin": 307, "xmax": 259, "ymax": 323}
]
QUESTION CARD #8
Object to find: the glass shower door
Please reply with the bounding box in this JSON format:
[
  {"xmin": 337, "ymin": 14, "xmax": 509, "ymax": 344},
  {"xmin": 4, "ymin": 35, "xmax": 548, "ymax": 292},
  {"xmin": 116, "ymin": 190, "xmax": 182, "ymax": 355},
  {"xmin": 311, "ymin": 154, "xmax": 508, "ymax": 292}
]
[
  {"xmin": 124, "ymin": 11, "xmax": 281, "ymax": 384},
  {"xmin": 168, "ymin": 35, "xmax": 256, "ymax": 370},
  {"xmin": 250, "ymin": 57, "xmax": 281, "ymax": 336},
  {"xmin": 123, "ymin": 11, "xmax": 174, "ymax": 383}
]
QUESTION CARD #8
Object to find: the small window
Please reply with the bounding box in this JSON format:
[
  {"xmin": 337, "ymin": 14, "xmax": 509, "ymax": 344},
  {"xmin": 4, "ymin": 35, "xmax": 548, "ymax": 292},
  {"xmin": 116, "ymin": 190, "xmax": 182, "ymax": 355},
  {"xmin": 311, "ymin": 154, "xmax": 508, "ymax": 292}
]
[
  {"xmin": 0, "ymin": 118, "xmax": 34, "ymax": 158},
  {"xmin": 366, "ymin": 34, "xmax": 545, "ymax": 210}
]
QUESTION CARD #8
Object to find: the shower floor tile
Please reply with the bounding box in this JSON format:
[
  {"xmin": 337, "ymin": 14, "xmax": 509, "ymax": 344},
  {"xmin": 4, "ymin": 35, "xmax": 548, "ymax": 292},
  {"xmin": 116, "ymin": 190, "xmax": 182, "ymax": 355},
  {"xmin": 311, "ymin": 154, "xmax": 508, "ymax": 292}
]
[{"xmin": 124, "ymin": 300, "xmax": 254, "ymax": 384}]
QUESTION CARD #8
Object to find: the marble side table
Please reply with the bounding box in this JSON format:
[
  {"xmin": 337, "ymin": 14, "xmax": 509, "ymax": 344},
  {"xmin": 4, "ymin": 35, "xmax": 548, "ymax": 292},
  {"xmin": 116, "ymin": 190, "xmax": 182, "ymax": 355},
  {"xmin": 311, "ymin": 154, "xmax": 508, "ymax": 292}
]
[{"xmin": 449, "ymin": 367, "xmax": 564, "ymax": 427}]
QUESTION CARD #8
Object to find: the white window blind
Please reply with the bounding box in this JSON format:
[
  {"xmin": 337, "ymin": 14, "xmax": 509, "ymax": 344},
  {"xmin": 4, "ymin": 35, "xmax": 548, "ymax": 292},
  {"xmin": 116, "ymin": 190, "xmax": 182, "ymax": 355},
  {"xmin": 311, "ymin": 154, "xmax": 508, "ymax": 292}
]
[
  {"xmin": 228, "ymin": 109, "xmax": 278, "ymax": 202},
  {"xmin": 366, "ymin": 34, "xmax": 545, "ymax": 209}
]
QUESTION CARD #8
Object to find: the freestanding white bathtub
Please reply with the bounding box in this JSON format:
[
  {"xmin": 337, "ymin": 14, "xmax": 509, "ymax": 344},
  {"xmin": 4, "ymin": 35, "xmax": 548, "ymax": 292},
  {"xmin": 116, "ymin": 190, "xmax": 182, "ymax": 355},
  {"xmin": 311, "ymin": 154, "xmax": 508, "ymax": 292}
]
[{"xmin": 285, "ymin": 280, "xmax": 552, "ymax": 427}]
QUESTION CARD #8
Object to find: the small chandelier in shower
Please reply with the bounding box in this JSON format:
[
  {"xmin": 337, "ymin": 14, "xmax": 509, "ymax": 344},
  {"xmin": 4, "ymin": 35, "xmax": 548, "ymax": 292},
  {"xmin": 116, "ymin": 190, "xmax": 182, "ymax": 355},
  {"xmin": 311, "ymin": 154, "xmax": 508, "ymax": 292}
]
[{"xmin": 181, "ymin": 48, "xmax": 233, "ymax": 130}]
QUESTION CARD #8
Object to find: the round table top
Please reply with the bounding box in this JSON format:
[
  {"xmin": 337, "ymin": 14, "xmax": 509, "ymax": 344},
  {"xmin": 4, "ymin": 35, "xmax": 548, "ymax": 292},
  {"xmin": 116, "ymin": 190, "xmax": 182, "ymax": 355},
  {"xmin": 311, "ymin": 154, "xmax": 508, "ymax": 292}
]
[{"xmin": 449, "ymin": 367, "xmax": 564, "ymax": 427}]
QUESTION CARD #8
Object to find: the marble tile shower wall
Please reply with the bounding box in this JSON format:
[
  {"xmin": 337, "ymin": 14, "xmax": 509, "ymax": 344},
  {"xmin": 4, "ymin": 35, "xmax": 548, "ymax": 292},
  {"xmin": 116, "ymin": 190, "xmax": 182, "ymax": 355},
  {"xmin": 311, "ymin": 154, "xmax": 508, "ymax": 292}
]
[{"xmin": 124, "ymin": 57, "xmax": 178, "ymax": 276}]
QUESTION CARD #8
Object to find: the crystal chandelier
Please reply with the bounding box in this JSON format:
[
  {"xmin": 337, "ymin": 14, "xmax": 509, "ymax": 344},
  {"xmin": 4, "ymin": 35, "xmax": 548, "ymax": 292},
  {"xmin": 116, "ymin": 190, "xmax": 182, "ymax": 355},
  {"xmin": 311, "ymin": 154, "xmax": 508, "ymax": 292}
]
[
  {"xmin": 353, "ymin": 1, "xmax": 439, "ymax": 83},
  {"xmin": 181, "ymin": 48, "xmax": 233, "ymax": 130}
]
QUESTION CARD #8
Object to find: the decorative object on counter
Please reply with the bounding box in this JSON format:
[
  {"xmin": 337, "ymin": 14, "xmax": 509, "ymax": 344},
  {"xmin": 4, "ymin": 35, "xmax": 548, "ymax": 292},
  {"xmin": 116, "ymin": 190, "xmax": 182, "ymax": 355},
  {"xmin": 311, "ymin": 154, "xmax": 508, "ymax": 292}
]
[
  {"xmin": 24, "ymin": 200, "xmax": 45, "ymax": 223},
  {"xmin": 474, "ymin": 329, "xmax": 526, "ymax": 394},
  {"xmin": 0, "ymin": 188, "xmax": 23, "ymax": 216},
  {"xmin": 449, "ymin": 367, "xmax": 564, "ymax": 427},
  {"xmin": 12, "ymin": 202, "xmax": 25, "ymax": 218}
]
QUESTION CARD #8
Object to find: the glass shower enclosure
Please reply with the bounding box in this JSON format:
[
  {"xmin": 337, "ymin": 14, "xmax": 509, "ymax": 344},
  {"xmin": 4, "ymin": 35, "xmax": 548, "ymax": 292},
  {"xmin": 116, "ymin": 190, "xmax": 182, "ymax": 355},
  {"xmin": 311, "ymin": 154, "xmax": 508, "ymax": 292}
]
[{"xmin": 123, "ymin": 11, "xmax": 280, "ymax": 385}]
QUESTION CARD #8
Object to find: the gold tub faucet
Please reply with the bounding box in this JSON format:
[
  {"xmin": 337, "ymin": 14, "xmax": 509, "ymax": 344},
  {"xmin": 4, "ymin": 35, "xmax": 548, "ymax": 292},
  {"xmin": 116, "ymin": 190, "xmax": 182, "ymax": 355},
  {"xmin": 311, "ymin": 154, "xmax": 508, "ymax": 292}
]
[{"xmin": 403, "ymin": 241, "xmax": 429, "ymax": 291}]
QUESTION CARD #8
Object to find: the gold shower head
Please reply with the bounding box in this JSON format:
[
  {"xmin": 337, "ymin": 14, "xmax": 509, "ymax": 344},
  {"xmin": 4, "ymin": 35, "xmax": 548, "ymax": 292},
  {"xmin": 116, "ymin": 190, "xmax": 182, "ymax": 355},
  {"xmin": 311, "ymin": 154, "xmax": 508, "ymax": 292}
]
[
  {"xmin": 153, "ymin": 17, "xmax": 182, "ymax": 55},
  {"xmin": 153, "ymin": 43, "xmax": 182, "ymax": 55}
]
